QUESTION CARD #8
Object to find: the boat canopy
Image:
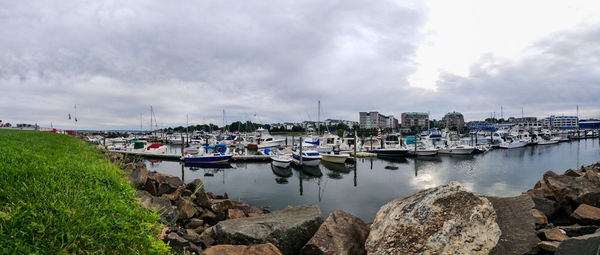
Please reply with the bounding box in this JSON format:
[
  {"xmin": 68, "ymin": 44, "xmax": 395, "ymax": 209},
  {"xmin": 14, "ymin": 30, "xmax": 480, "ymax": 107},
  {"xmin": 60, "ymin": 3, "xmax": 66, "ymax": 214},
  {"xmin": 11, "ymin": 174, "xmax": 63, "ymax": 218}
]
[
  {"xmin": 132, "ymin": 141, "xmax": 145, "ymax": 149},
  {"xmin": 405, "ymin": 136, "xmax": 416, "ymax": 145},
  {"xmin": 305, "ymin": 152, "xmax": 320, "ymax": 156},
  {"xmin": 304, "ymin": 139, "xmax": 320, "ymax": 146},
  {"xmin": 146, "ymin": 143, "xmax": 164, "ymax": 150}
]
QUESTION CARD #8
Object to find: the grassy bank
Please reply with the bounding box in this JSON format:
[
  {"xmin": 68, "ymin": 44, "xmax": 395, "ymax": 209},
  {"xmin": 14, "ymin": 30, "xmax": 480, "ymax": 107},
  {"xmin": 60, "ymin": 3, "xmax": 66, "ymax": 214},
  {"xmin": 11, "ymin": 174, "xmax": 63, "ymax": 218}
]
[{"xmin": 0, "ymin": 130, "xmax": 169, "ymax": 254}]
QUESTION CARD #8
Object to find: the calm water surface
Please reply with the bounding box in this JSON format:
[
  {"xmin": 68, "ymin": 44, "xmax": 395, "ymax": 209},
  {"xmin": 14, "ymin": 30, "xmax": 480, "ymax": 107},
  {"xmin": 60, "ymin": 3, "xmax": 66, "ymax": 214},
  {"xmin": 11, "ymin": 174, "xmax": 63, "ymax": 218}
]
[{"xmin": 146, "ymin": 138, "xmax": 600, "ymax": 220}]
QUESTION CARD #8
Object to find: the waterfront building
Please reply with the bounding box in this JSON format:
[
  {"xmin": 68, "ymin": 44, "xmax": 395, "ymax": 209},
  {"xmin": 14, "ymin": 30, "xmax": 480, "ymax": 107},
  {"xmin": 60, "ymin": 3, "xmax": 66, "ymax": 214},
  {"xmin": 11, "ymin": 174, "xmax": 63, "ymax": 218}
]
[
  {"xmin": 579, "ymin": 119, "xmax": 600, "ymax": 129},
  {"xmin": 401, "ymin": 112, "xmax": 429, "ymax": 129},
  {"xmin": 359, "ymin": 112, "xmax": 398, "ymax": 129},
  {"xmin": 324, "ymin": 119, "xmax": 359, "ymax": 127},
  {"xmin": 442, "ymin": 112, "xmax": 465, "ymax": 130},
  {"xmin": 543, "ymin": 115, "xmax": 578, "ymax": 129}
]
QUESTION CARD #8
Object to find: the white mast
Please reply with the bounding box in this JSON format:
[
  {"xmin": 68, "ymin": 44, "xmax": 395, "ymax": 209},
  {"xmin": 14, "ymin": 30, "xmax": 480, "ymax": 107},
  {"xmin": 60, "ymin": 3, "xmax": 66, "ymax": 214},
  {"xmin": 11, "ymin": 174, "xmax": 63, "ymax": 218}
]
[{"xmin": 318, "ymin": 100, "xmax": 320, "ymax": 134}]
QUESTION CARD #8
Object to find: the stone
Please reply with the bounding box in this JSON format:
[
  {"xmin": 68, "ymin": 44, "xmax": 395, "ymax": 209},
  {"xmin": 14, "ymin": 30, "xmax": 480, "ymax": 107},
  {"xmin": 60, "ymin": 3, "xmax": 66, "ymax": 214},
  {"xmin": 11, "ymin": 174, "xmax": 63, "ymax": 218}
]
[
  {"xmin": 161, "ymin": 186, "xmax": 183, "ymax": 202},
  {"xmin": 204, "ymin": 243, "xmax": 283, "ymax": 255},
  {"xmin": 150, "ymin": 196, "xmax": 177, "ymax": 223},
  {"xmin": 165, "ymin": 232, "xmax": 189, "ymax": 249},
  {"xmin": 555, "ymin": 232, "xmax": 600, "ymax": 255},
  {"xmin": 193, "ymin": 189, "xmax": 211, "ymax": 208},
  {"xmin": 527, "ymin": 188, "xmax": 559, "ymax": 217},
  {"xmin": 541, "ymin": 170, "xmax": 600, "ymax": 211},
  {"xmin": 201, "ymin": 209, "xmax": 217, "ymax": 224},
  {"xmin": 158, "ymin": 176, "xmax": 184, "ymax": 196},
  {"xmin": 177, "ymin": 199, "xmax": 199, "ymax": 220},
  {"xmin": 536, "ymin": 241, "xmax": 560, "ymax": 252},
  {"xmin": 187, "ymin": 178, "xmax": 205, "ymax": 192},
  {"xmin": 572, "ymin": 204, "xmax": 600, "ymax": 225},
  {"xmin": 365, "ymin": 182, "xmax": 500, "ymax": 255},
  {"xmin": 136, "ymin": 190, "xmax": 153, "ymax": 209},
  {"xmin": 487, "ymin": 194, "xmax": 540, "ymax": 255},
  {"xmin": 227, "ymin": 209, "xmax": 246, "ymax": 220},
  {"xmin": 214, "ymin": 205, "xmax": 324, "ymax": 255},
  {"xmin": 144, "ymin": 178, "xmax": 158, "ymax": 196},
  {"xmin": 585, "ymin": 169, "xmax": 600, "ymax": 185},
  {"xmin": 301, "ymin": 210, "xmax": 369, "ymax": 255},
  {"xmin": 211, "ymin": 199, "xmax": 234, "ymax": 214},
  {"xmin": 559, "ymin": 224, "xmax": 599, "ymax": 237},
  {"xmin": 239, "ymin": 205, "xmax": 265, "ymax": 217},
  {"xmin": 541, "ymin": 227, "xmax": 568, "ymax": 241},
  {"xmin": 199, "ymin": 226, "xmax": 217, "ymax": 247},
  {"xmin": 564, "ymin": 169, "xmax": 582, "ymax": 177},
  {"xmin": 185, "ymin": 218, "xmax": 204, "ymax": 229},
  {"xmin": 531, "ymin": 209, "xmax": 548, "ymax": 229},
  {"xmin": 183, "ymin": 228, "xmax": 202, "ymax": 243},
  {"xmin": 193, "ymin": 226, "xmax": 205, "ymax": 235}
]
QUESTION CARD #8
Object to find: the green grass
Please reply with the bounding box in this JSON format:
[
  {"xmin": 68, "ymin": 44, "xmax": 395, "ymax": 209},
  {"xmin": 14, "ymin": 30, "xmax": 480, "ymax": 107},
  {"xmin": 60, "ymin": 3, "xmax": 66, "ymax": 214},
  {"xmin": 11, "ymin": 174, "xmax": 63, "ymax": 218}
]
[{"xmin": 0, "ymin": 130, "xmax": 170, "ymax": 254}]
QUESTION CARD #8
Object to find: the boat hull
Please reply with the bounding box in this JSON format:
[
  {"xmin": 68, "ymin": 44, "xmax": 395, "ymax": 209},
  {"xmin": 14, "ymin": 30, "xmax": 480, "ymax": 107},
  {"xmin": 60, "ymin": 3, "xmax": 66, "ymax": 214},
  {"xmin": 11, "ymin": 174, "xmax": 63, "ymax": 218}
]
[
  {"xmin": 373, "ymin": 149, "xmax": 409, "ymax": 158},
  {"xmin": 272, "ymin": 159, "xmax": 291, "ymax": 168},
  {"xmin": 438, "ymin": 147, "xmax": 475, "ymax": 155},
  {"xmin": 321, "ymin": 154, "xmax": 349, "ymax": 164},
  {"xmin": 407, "ymin": 150, "xmax": 438, "ymax": 156},
  {"xmin": 183, "ymin": 155, "xmax": 233, "ymax": 163},
  {"xmin": 499, "ymin": 142, "xmax": 527, "ymax": 149}
]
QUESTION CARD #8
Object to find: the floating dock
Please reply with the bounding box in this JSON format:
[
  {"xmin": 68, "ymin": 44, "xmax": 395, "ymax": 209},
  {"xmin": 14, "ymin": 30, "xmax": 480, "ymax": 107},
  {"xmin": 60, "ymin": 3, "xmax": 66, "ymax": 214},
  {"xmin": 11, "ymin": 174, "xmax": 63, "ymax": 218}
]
[{"xmin": 109, "ymin": 150, "xmax": 272, "ymax": 162}]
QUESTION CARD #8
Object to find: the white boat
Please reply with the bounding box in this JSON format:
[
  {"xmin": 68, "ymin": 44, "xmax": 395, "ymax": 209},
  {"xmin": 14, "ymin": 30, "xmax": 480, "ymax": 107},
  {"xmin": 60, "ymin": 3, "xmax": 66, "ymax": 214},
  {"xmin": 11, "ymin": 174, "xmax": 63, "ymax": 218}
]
[
  {"xmin": 498, "ymin": 136, "xmax": 528, "ymax": 149},
  {"xmin": 438, "ymin": 145, "xmax": 475, "ymax": 155},
  {"xmin": 246, "ymin": 128, "xmax": 284, "ymax": 150},
  {"xmin": 291, "ymin": 150, "xmax": 322, "ymax": 166},
  {"xmin": 321, "ymin": 152, "xmax": 350, "ymax": 164},
  {"xmin": 536, "ymin": 136, "xmax": 559, "ymax": 145},
  {"xmin": 271, "ymin": 154, "xmax": 292, "ymax": 168}
]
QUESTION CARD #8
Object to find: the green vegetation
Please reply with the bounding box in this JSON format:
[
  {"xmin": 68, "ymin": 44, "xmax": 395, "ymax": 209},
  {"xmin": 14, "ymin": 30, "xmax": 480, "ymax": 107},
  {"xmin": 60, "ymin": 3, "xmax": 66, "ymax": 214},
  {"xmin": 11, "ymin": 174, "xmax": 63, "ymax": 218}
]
[{"xmin": 0, "ymin": 130, "xmax": 169, "ymax": 254}]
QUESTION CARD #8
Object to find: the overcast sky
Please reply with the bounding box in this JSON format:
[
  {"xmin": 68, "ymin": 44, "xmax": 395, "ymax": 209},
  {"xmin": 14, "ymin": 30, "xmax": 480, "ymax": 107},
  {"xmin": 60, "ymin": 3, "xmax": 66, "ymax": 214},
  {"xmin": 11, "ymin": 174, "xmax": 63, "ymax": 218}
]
[{"xmin": 1, "ymin": 0, "xmax": 599, "ymax": 129}]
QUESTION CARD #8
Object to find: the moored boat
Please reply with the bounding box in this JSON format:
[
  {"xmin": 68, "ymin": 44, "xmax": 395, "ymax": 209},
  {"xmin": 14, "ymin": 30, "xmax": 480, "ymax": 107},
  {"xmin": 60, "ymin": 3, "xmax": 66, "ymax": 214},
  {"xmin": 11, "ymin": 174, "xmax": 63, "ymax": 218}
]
[
  {"xmin": 271, "ymin": 154, "xmax": 292, "ymax": 168},
  {"xmin": 321, "ymin": 152, "xmax": 350, "ymax": 164},
  {"xmin": 291, "ymin": 150, "xmax": 322, "ymax": 166}
]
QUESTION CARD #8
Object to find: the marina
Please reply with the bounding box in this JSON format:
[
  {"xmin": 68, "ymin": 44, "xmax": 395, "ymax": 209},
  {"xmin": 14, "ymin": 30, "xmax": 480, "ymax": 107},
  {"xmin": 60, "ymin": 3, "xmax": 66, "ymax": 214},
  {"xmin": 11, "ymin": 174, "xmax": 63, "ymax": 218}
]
[{"xmin": 141, "ymin": 136, "xmax": 600, "ymax": 220}]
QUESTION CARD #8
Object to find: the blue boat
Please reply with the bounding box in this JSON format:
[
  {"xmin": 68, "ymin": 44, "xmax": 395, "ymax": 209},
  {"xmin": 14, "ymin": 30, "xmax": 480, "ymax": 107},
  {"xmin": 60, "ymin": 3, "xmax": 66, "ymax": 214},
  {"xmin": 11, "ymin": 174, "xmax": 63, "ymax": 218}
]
[{"xmin": 183, "ymin": 144, "xmax": 233, "ymax": 163}]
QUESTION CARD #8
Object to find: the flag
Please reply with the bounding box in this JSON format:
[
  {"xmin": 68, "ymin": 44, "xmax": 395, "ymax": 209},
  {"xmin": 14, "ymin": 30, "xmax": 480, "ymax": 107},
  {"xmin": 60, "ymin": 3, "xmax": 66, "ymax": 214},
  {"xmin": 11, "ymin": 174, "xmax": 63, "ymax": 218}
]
[
  {"xmin": 377, "ymin": 129, "xmax": 382, "ymax": 139},
  {"xmin": 75, "ymin": 117, "xmax": 78, "ymax": 122},
  {"xmin": 68, "ymin": 114, "xmax": 71, "ymax": 120}
]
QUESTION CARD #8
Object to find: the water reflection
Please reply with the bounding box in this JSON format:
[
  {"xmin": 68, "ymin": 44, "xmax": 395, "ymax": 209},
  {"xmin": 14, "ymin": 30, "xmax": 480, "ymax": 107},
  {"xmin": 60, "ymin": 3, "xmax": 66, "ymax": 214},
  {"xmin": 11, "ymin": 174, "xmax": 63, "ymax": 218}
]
[{"xmin": 144, "ymin": 138, "xmax": 600, "ymax": 221}]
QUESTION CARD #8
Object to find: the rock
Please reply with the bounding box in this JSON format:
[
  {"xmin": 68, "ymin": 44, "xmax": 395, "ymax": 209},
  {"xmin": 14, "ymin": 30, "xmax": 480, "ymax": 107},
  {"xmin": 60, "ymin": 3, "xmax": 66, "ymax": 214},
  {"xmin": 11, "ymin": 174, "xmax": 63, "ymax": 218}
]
[
  {"xmin": 108, "ymin": 152, "xmax": 124, "ymax": 163},
  {"xmin": 585, "ymin": 169, "xmax": 600, "ymax": 185},
  {"xmin": 214, "ymin": 205, "xmax": 324, "ymax": 255},
  {"xmin": 531, "ymin": 209, "xmax": 548, "ymax": 229},
  {"xmin": 211, "ymin": 199, "xmax": 234, "ymax": 213},
  {"xmin": 161, "ymin": 186, "xmax": 183, "ymax": 202},
  {"xmin": 165, "ymin": 232, "xmax": 189, "ymax": 249},
  {"xmin": 541, "ymin": 227, "xmax": 568, "ymax": 241},
  {"xmin": 177, "ymin": 199, "xmax": 199, "ymax": 221},
  {"xmin": 487, "ymin": 194, "xmax": 540, "ymax": 255},
  {"xmin": 201, "ymin": 209, "xmax": 217, "ymax": 224},
  {"xmin": 227, "ymin": 209, "xmax": 246, "ymax": 220},
  {"xmin": 564, "ymin": 169, "xmax": 582, "ymax": 177},
  {"xmin": 144, "ymin": 178, "xmax": 158, "ymax": 196},
  {"xmin": 193, "ymin": 226, "xmax": 205, "ymax": 235},
  {"xmin": 185, "ymin": 218, "xmax": 204, "ymax": 229},
  {"xmin": 158, "ymin": 176, "xmax": 184, "ymax": 196},
  {"xmin": 536, "ymin": 241, "xmax": 560, "ymax": 252},
  {"xmin": 199, "ymin": 226, "xmax": 217, "ymax": 247},
  {"xmin": 555, "ymin": 232, "xmax": 600, "ymax": 255},
  {"xmin": 136, "ymin": 190, "xmax": 153, "ymax": 209},
  {"xmin": 204, "ymin": 243, "xmax": 283, "ymax": 255},
  {"xmin": 541, "ymin": 170, "xmax": 600, "ymax": 211},
  {"xmin": 365, "ymin": 182, "xmax": 500, "ymax": 255},
  {"xmin": 193, "ymin": 189, "xmax": 212, "ymax": 208},
  {"xmin": 187, "ymin": 178, "xmax": 205, "ymax": 192},
  {"xmin": 301, "ymin": 210, "xmax": 369, "ymax": 255},
  {"xmin": 559, "ymin": 224, "xmax": 599, "ymax": 237},
  {"xmin": 129, "ymin": 166, "xmax": 148, "ymax": 189},
  {"xmin": 572, "ymin": 204, "xmax": 600, "ymax": 225},
  {"xmin": 207, "ymin": 192, "xmax": 216, "ymax": 199},
  {"xmin": 527, "ymin": 188, "xmax": 559, "ymax": 217},
  {"xmin": 183, "ymin": 228, "xmax": 202, "ymax": 243},
  {"xmin": 238, "ymin": 204, "xmax": 265, "ymax": 217},
  {"xmin": 149, "ymin": 196, "xmax": 177, "ymax": 222}
]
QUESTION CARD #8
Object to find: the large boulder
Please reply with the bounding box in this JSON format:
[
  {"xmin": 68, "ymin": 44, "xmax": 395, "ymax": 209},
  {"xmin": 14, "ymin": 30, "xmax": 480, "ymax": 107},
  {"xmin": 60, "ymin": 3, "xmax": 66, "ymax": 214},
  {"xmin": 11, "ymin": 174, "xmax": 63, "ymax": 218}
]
[
  {"xmin": 365, "ymin": 182, "xmax": 500, "ymax": 255},
  {"xmin": 204, "ymin": 243, "xmax": 283, "ymax": 255},
  {"xmin": 541, "ymin": 170, "xmax": 600, "ymax": 212},
  {"xmin": 214, "ymin": 205, "xmax": 324, "ymax": 255},
  {"xmin": 139, "ymin": 196, "xmax": 176, "ymax": 223},
  {"xmin": 571, "ymin": 204, "xmax": 600, "ymax": 225},
  {"xmin": 301, "ymin": 210, "xmax": 369, "ymax": 255},
  {"xmin": 559, "ymin": 224, "xmax": 599, "ymax": 237},
  {"xmin": 555, "ymin": 231, "xmax": 600, "ymax": 255},
  {"xmin": 487, "ymin": 194, "xmax": 540, "ymax": 255},
  {"xmin": 527, "ymin": 188, "xmax": 559, "ymax": 217}
]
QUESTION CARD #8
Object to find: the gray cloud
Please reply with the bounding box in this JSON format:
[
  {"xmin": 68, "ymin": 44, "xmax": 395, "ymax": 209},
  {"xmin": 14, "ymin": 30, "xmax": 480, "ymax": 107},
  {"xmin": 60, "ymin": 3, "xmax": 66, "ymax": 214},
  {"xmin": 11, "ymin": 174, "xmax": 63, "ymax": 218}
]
[{"xmin": 0, "ymin": 1, "xmax": 598, "ymax": 129}]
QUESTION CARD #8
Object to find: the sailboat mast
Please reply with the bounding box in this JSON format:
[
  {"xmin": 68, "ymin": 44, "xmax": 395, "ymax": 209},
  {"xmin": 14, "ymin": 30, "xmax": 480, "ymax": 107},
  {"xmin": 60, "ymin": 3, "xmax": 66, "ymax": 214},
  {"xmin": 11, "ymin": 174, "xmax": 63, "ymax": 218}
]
[{"xmin": 318, "ymin": 100, "xmax": 320, "ymax": 135}]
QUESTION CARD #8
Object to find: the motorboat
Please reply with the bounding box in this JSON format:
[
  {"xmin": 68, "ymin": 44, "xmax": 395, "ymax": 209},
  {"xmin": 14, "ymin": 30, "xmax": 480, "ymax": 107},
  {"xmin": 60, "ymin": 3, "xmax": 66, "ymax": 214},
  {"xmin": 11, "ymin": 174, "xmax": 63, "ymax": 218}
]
[
  {"xmin": 435, "ymin": 133, "xmax": 475, "ymax": 155},
  {"xmin": 321, "ymin": 152, "xmax": 350, "ymax": 164},
  {"xmin": 535, "ymin": 136, "xmax": 559, "ymax": 145},
  {"xmin": 246, "ymin": 128, "xmax": 284, "ymax": 150},
  {"xmin": 405, "ymin": 136, "xmax": 438, "ymax": 156},
  {"xmin": 291, "ymin": 150, "xmax": 322, "ymax": 166},
  {"xmin": 183, "ymin": 144, "xmax": 233, "ymax": 163},
  {"xmin": 498, "ymin": 136, "xmax": 528, "ymax": 149},
  {"xmin": 271, "ymin": 154, "xmax": 293, "ymax": 168}
]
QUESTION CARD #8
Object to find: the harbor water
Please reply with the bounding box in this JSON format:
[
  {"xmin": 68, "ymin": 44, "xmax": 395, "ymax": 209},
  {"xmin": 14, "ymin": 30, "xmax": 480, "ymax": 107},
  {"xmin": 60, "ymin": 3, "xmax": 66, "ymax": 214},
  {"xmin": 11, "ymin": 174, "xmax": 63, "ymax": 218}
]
[{"xmin": 145, "ymin": 138, "xmax": 600, "ymax": 221}]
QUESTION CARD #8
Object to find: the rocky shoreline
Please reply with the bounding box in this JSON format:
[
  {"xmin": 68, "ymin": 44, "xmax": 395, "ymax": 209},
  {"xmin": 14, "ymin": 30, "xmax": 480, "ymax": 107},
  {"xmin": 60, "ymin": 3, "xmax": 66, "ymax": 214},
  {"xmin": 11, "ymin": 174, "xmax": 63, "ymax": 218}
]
[{"xmin": 98, "ymin": 143, "xmax": 599, "ymax": 255}]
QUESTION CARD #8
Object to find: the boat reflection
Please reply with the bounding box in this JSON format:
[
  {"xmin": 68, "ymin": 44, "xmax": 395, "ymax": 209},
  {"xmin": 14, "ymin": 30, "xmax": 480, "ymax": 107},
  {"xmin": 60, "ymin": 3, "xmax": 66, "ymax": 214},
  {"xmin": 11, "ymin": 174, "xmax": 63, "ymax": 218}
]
[
  {"xmin": 184, "ymin": 162, "xmax": 233, "ymax": 169},
  {"xmin": 321, "ymin": 161, "xmax": 350, "ymax": 173},
  {"xmin": 271, "ymin": 164, "xmax": 293, "ymax": 178},
  {"xmin": 292, "ymin": 164, "xmax": 323, "ymax": 177}
]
